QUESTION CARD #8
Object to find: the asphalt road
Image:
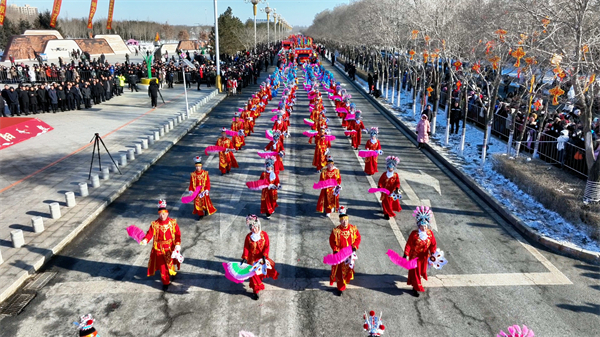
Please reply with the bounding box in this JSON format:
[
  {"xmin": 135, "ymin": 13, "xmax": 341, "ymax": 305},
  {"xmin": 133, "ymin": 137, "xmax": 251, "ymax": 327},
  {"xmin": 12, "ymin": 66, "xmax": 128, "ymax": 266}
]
[{"xmin": 0, "ymin": 64, "xmax": 598, "ymax": 337}]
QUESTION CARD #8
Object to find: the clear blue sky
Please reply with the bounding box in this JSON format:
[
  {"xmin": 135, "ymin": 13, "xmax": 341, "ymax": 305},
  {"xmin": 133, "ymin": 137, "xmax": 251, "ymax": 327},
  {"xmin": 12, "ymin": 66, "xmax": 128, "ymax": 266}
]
[{"xmin": 8, "ymin": 0, "xmax": 350, "ymax": 27}]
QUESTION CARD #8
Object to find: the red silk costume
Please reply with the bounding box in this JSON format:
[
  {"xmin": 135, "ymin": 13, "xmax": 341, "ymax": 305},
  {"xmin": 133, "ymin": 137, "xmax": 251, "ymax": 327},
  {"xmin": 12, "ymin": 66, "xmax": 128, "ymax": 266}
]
[
  {"xmin": 329, "ymin": 224, "xmax": 361, "ymax": 291},
  {"xmin": 364, "ymin": 139, "xmax": 381, "ymax": 175},
  {"xmin": 189, "ymin": 170, "xmax": 217, "ymax": 216},
  {"xmin": 143, "ymin": 218, "xmax": 181, "ymax": 285},
  {"xmin": 216, "ymin": 137, "xmax": 239, "ymax": 174},
  {"xmin": 312, "ymin": 135, "xmax": 330, "ymax": 170},
  {"xmin": 404, "ymin": 229, "xmax": 437, "ymax": 292},
  {"xmin": 260, "ymin": 171, "xmax": 280, "ymax": 215},
  {"xmin": 231, "ymin": 119, "xmax": 246, "ymax": 149},
  {"xmin": 241, "ymin": 231, "xmax": 279, "ymax": 294},
  {"xmin": 350, "ymin": 120, "xmax": 366, "ymax": 149},
  {"xmin": 316, "ymin": 167, "xmax": 341, "ymax": 214},
  {"xmin": 377, "ymin": 172, "xmax": 402, "ymax": 217},
  {"xmin": 265, "ymin": 140, "xmax": 285, "ymax": 173}
]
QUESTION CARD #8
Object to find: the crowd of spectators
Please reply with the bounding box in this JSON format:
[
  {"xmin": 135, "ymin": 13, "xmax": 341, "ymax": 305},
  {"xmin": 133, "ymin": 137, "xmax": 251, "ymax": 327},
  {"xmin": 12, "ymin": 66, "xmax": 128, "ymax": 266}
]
[{"xmin": 0, "ymin": 45, "xmax": 280, "ymax": 117}]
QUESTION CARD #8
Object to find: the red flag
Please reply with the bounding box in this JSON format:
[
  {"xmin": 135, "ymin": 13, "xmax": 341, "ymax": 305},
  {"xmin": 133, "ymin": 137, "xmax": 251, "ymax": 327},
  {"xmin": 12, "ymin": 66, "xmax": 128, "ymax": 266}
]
[
  {"xmin": 106, "ymin": 0, "xmax": 115, "ymax": 30},
  {"xmin": 50, "ymin": 0, "xmax": 62, "ymax": 28},
  {"xmin": 87, "ymin": 0, "xmax": 98, "ymax": 29},
  {"xmin": 0, "ymin": 0, "xmax": 7, "ymax": 27}
]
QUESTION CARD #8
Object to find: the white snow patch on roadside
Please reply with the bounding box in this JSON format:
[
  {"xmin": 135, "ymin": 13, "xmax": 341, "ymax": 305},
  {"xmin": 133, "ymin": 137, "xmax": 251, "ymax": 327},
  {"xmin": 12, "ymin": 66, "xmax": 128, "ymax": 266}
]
[{"xmin": 342, "ymin": 64, "xmax": 599, "ymax": 253}]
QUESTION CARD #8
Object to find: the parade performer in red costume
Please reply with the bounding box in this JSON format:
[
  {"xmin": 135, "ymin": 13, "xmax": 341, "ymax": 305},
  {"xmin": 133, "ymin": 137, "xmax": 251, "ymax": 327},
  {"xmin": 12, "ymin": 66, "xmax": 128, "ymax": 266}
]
[
  {"xmin": 241, "ymin": 215, "xmax": 279, "ymax": 300},
  {"xmin": 231, "ymin": 111, "xmax": 246, "ymax": 150},
  {"xmin": 260, "ymin": 157, "xmax": 281, "ymax": 218},
  {"xmin": 364, "ymin": 127, "xmax": 382, "ymax": 175},
  {"xmin": 377, "ymin": 156, "xmax": 402, "ymax": 220},
  {"xmin": 140, "ymin": 199, "xmax": 182, "ymax": 291},
  {"xmin": 272, "ymin": 113, "xmax": 288, "ymax": 134},
  {"xmin": 312, "ymin": 127, "xmax": 330, "ymax": 171},
  {"xmin": 217, "ymin": 127, "xmax": 239, "ymax": 175},
  {"xmin": 329, "ymin": 206, "xmax": 361, "ymax": 296},
  {"xmin": 403, "ymin": 206, "xmax": 437, "ymax": 297},
  {"xmin": 350, "ymin": 111, "xmax": 366, "ymax": 150},
  {"xmin": 241, "ymin": 108, "xmax": 253, "ymax": 135},
  {"xmin": 265, "ymin": 130, "xmax": 285, "ymax": 174},
  {"xmin": 316, "ymin": 156, "xmax": 342, "ymax": 216},
  {"xmin": 189, "ymin": 156, "xmax": 217, "ymax": 219},
  {"xmin": 74, "ymin": 314, "xmax": 99, "ymax": 337}
]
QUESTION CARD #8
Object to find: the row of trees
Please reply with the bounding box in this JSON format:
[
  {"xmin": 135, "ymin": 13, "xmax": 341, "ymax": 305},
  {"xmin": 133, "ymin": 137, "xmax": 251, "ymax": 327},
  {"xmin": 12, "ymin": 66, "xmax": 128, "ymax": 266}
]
[
  {"xmin": 209, "ymin": 7, "xmax": 287, "ymax": 55},
  {"xmin": 306, "ymin": 0, "xmax": 600, "ymax": 202}
]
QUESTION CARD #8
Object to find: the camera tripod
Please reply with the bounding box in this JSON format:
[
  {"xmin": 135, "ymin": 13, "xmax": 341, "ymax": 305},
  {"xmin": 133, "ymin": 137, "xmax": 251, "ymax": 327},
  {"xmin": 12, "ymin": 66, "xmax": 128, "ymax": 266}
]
[{"xmin": 88, "ymin": 133, "xmax": 122, "ymax": 179}]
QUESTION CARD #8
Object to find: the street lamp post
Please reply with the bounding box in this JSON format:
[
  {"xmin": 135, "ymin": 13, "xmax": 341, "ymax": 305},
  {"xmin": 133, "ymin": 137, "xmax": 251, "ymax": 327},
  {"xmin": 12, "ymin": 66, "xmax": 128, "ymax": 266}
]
[
  {"xmin": 245, "ymin": 0, "xmax": 263, "ymax": 53},
  {"xmin": 261, "ymin": 4, "xmax": 271, "ymax": 48},
  {"xmin": 213, "ymin": 0, "xmax": 221, "ymax": 92}
]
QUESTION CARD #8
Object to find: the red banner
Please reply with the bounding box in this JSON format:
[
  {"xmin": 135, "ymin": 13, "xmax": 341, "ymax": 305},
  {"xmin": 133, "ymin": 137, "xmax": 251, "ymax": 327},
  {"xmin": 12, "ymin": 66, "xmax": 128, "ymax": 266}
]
[
  {"xmin": 0, "ymin": 0, "xmax": 7, "ymax": 27},
  {"xmin": 0, "ymin": 118, "xmax": 54, "ymax": 150},
  {"xmin": 50, "ymin": 0, "xmax": 62, "ymax": 28},
  {"xmin": 106, "ymin": 0, "xmax": 115, "ymax": 30},
  {"xmin": 87, "ymin": 0, "xmax": 98, "ymax": 29}
]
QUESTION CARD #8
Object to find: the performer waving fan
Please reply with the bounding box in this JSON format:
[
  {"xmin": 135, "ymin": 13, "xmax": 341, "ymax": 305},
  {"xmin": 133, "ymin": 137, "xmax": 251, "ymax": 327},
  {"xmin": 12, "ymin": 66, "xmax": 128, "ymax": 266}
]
[
  {"xmin": 328, "ymin": 206, "xmax": 361, "ymax": 296},
  {"xmin": 260, "ymin": 157, "xmax": 281, "ymax": 219},
  {"xmin": 316, "ymin": 156, "xmax": 342, "ymax": 216},
  {"xmin": 403, "ymin": 206, "xmax": 437, "ymax": 297},
  {"xmin": 140, "ymin": 200, "xmax": 182, "ymax": 291},
  {"xmin": 216, "ymin": 127, "xmax": 239, "ymax": 175},
  {"xmin": 241, "ymin": 215, "xmax": 279, "ymax": 300},
  {"xmin": 188, "ymin": 156, "xmax": 217, "ymax": 219},
  {"xmin": 364, "ymin": 127, "xmax": 382, "ymax": 175},
  {"xmin": 377, "ymin": 156, "xmax": 402, "ymax": 220}
]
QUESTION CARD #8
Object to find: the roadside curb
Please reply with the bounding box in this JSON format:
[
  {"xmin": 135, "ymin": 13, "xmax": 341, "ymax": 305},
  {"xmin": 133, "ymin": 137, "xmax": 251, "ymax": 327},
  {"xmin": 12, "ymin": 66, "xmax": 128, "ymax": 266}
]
[
  {"xmin": 0, "ymin": 90, "xmax": 226, "ymax": 304},
  {"xmin": 328, "ymin": 62, "xmax": 600, "ymax": 265}
]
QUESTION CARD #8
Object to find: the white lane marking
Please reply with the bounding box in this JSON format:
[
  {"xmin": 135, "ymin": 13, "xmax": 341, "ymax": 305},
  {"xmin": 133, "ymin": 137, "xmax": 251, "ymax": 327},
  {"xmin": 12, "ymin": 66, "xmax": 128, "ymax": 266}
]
[
  {"xmin": 325, "ymin": 78, "xmax": 570, "ymax": 284},
  {"xmin": 45, "ymin": 270, "xmax": 571, "ymax": 296},
  {"xmin": 325, "ymin": 98, "xmax": 407, "ymax": 246},
  {"xmin": 205, "ymin": 153, "xmax": 215, "ymax": 167},
  {"xmin": 402, "ymin": 169, "xmax": 442, "ymax": 195}
]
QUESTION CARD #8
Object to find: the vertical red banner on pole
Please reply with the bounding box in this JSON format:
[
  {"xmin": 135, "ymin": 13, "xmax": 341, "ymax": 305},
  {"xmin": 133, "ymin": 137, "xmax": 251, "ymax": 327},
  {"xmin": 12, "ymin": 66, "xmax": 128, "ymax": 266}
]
[
  {"xmin": 106, "ymin": 0, "xmax": 115, "ymax": 30},
  {"xmin": 49, "ymin": 0, "xmax": 62, "ymax": 28},
  {"xmin": 0, "ymin": 0, "xmax": 7, "ymax": 27},
  {"xmin": 87, "ymin": 0, "xmax": 98, "ymax": 29}
]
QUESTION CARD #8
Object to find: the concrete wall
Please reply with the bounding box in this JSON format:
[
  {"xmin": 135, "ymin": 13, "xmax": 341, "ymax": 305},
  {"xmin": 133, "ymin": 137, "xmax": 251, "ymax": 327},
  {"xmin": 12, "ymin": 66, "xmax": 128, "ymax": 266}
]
[
  {"xmin": 23, "ymin": 30, "xmax": 64, "ymax": 39},
  {"xmin": 94, "ymin": 35, "xmax": 129, "ymax": 54},
  {"xmin": 44, "ymin": 40, "xmax": 82, "ymax": 59},
  {"xmin": 1, "ymin": 35, "xmax": 58, "ymax": 61},
  {"xmin": 160, "ymin": 43, "xmax": 178, "ymax": 55},
  {"xmin": 74, "ymin": 39, "xmax": 115, "ymax": 56}
]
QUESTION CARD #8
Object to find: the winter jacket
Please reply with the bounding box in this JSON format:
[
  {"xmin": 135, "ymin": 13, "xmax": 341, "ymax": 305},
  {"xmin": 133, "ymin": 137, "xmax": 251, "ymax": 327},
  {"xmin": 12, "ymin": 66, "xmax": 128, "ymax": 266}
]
[
  {"xmin": 416, "ymin": 115, "xmax": 431, "ymax": 144},
  {"xmin": 82, "ymin": 86, "xmax": 92, "ymax": 99},
  {"xmin": 557, "ymin": 130, "xmax": 569, "ymax": 151},
  {"xmin": 47, "ymin": 89, "xmax": 58, "ymax": 104}
]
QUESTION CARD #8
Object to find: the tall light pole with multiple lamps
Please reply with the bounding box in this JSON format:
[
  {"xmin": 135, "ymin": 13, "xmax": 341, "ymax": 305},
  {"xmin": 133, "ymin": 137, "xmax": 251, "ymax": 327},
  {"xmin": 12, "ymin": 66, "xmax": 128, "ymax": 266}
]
[
  {"xmin": 244, "ymin": 0, "xmax": 264, "ymax": 53},
  {"xmin": 213, "ymin": 0, "xmax": 221, "ymax": 92},
  {"xmin": 260, "ymin": 4, "xmax": 272, "ymax": 48}
]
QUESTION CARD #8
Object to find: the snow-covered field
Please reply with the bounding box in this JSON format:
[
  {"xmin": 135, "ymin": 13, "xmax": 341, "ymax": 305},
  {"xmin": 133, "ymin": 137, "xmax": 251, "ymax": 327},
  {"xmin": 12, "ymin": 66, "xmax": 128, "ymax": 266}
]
[{"xmin": 342, "ymin": 67, "xmax": 599, "ymax": 253}]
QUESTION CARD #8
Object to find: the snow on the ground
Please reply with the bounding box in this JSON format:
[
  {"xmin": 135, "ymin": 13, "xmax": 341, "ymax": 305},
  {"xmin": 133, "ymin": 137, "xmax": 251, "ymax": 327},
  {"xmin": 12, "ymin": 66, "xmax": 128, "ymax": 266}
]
[{"xmin": 343, "ymin": 66, "xmax": 599, "ymax": 253}]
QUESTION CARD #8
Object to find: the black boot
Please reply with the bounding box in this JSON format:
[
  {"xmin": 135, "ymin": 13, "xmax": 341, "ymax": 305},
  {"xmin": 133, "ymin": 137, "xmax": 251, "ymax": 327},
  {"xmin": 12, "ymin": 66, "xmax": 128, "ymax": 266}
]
[{"xmin": 251, "ymin": 292, "xmax": 259, "ymax": 300}]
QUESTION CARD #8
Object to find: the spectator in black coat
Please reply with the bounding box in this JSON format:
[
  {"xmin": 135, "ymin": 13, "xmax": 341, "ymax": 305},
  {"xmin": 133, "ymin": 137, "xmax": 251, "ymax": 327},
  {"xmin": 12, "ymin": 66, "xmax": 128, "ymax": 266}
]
[
  {"xmin": 66, "ymin": 84, "xmax": 75, "ymax": 111},
  {"xmin": 0, "ymin": 94, "xmax": 6, "ymax": 117},
  {"xmin": 37, "ymin": 85, "xmax": 48, "ymax": 112},
  {"xmin": 7, "ymin": 87, "xmax": 19, "ymax": 116},
  {"xmin": 47, "ymin": 87, "xmax": 58, "ymax": 113},
  {"xmin": 81, "ymin": 83, "xmax": 92, "ymax": 109},
  {"xmin": 28, "ymin": 87, "xmax": 38, "ymax": 114},
  {"xmin": 19, "ymin": 86, "xmax": 30, "ymax": 115},
  {"xmin": 56, "ymin": 85, "xmax": 67, "ymax": 112},
  {"xmin": 148, "ymin": 79, "xmax": 159, "ymax": 108},
  {"xmin": 450, "ymin": 101, "xmax": 462, "ymax": 134}
]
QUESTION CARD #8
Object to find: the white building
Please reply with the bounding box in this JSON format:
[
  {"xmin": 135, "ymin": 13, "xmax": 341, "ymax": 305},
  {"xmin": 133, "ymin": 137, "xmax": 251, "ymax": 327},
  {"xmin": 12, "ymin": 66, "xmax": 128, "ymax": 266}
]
[{"xmin": 7, "ymin": 4, "xmax": 39, "ymax": 17}]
